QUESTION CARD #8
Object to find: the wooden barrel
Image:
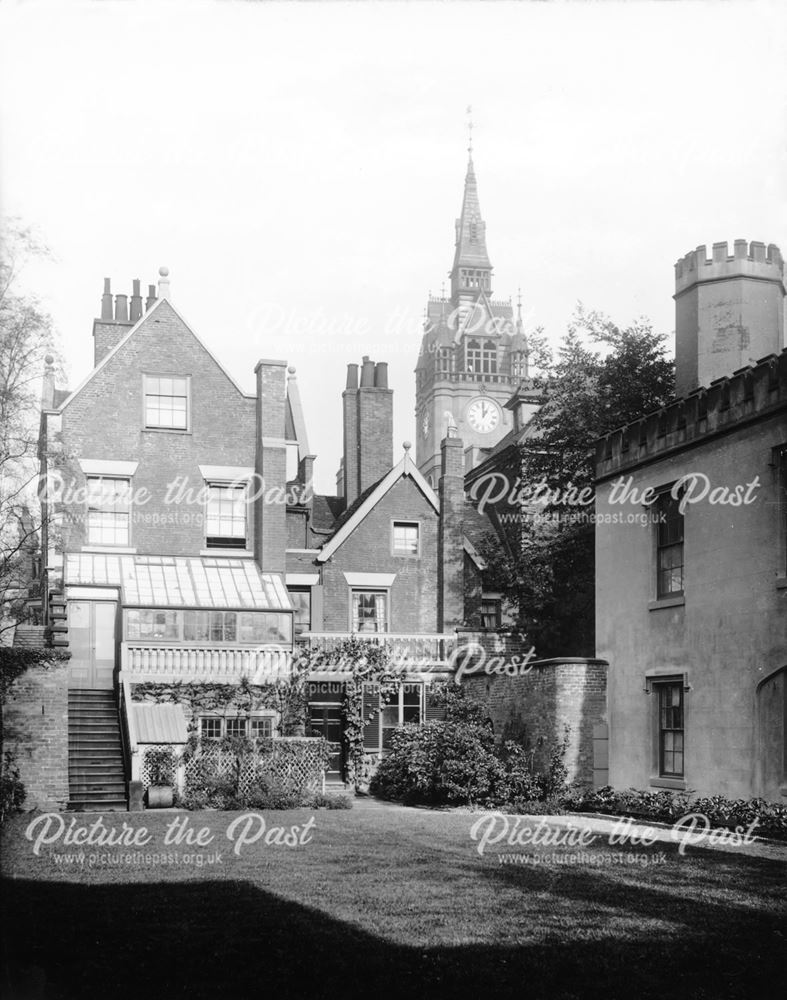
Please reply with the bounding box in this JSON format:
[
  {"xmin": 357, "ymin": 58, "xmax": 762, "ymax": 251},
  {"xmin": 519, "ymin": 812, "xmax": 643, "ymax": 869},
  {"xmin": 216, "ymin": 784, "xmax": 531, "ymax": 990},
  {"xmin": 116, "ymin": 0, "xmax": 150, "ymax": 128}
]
[{"xmin": 147, "ymin": 785, "xmax": 174, "ymax": 809}]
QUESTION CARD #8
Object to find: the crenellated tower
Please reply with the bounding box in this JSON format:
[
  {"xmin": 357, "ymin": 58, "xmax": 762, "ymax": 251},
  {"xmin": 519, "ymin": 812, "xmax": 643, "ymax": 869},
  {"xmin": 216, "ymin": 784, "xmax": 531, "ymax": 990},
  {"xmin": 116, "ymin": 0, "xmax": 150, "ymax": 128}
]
[
  {"xmin": 415, "ymin": 150, "xmax": 529, "ymax": 486},
  {"xmin": 674, "ymin": 239, "xmax": 785, "ymax": 398}
]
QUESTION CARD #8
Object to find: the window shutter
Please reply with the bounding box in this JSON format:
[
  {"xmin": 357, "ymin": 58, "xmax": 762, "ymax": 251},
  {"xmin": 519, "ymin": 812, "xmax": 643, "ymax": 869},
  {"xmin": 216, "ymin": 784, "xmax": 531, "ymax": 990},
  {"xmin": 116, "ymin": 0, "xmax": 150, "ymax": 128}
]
[
  {"xmin": 362, "ymin": 684, "xmax": 381, "ymax": 751},
  {"xmin": 425, "ymin": 686, "xmax": 447, "ymax": 722}
]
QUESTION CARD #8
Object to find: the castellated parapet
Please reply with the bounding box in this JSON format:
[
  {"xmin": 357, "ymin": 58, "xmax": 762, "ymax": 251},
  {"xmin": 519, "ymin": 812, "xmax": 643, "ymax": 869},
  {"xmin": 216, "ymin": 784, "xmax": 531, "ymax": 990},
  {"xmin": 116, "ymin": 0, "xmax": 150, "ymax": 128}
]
[
  {"xmin": 674, "ymin": 239, "xmax": 785, "ymax": 398},
  {"xmin": 595, "ymin": 348, "xmax": 787, "ymax": 479},
  {"xmin": 674, "ymin": 240, "xmax": 784, "ymax": 294}
]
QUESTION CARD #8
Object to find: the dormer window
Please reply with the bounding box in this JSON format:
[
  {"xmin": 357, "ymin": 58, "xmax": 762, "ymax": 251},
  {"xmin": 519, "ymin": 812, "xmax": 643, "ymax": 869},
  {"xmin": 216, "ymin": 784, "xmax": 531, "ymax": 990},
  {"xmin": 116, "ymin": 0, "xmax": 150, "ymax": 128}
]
[
  {"xmin": 466, "ymin": 339, "xmax": 498, "ymax": 375},
  {"xmin": 144, "ymin": 375, "xmax": 190, "ymax": 430}
]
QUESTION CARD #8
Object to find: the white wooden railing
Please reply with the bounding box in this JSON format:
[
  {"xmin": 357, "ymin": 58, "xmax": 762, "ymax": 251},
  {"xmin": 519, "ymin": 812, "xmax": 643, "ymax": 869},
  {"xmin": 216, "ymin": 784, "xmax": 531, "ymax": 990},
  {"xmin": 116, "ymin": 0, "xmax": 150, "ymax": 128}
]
[
  {"xmin": 298, "ymin": 632, "xmax": 456, "ymax": 667},
  {"xmin": 121, "ymin": 643, "xmax": 293, "ymax": 682}
]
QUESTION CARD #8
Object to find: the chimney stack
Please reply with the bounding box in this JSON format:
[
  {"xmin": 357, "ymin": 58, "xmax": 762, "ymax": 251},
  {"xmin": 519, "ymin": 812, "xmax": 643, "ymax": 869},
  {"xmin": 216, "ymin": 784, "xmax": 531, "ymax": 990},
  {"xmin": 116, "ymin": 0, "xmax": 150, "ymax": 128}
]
[
  {"xmin": 93, "ymin": 274, "xmax": 156, "ymax": 367},
  {"xmin": 355, "ymin": 358, "xmax": 394, "ymax": 499},
  {"xmin": 129, "ymin": 279, "xmax": 143, "ymax": 322},
  {"xmin": 254, "ymin": 359, "xmax": 288, "ymax": 573},
  {"xmin": 438, "ymin": 432, "xmax": 465, "ymax": 632},
  {"xmin": 342, "ymin": 363, "xmax": 359, "ymax": 505},
  {"xmin": 101, "ymin": 278, "xmax": 113, "ymax": 320},
  {"xmin": 146, "ymin": 284, "xmax": 157, "ymax": 311}
]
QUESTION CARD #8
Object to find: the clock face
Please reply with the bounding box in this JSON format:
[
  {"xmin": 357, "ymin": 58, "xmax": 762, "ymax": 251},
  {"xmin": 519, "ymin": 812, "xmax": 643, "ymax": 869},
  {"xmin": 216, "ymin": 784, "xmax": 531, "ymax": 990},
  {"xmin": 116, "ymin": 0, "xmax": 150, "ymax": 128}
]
[{"xmin": 466, "ymin": 397, "xmax": 500, "ymax": 434}]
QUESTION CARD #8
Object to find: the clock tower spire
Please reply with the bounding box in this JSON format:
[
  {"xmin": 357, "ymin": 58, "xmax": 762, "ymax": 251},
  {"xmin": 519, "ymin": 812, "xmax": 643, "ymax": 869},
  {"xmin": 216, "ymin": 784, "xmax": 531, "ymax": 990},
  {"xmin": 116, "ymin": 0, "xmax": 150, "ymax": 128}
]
[{"xmin": 415, "ymin": 134, "xmax": 526, "ymax": 486}]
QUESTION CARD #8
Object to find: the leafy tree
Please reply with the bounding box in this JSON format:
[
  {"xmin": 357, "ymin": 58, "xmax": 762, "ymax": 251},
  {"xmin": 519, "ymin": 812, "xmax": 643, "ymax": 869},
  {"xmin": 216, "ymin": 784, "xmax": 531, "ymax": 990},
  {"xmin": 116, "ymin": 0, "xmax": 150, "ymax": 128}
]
[
  {"xmin": 478, "ymin": 306, "xmax": 674, "ymax": 657},
  {"xmin": 0, "ymin": 220, "xmax": 59, "ymax": 636}
]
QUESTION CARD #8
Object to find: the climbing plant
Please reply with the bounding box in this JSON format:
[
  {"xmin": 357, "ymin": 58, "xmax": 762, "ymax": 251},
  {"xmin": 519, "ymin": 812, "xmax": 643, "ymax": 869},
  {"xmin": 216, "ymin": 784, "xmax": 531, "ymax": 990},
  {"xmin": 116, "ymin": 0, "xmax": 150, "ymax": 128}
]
[
  {"xmin": 313, "ymin": 636, "xmax": 398, "ymax": 787},
  {"xmin": 132, "ymin": 666, "xmax": 311, "ymax": 736}
]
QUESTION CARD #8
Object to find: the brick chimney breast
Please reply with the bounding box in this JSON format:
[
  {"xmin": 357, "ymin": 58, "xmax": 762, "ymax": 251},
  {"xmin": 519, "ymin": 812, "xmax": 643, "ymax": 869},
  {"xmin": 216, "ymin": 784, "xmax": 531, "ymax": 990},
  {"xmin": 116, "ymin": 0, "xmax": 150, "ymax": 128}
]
[{"xmin": 438, "ymin": 434, "xmax": 465, "ymax": 632}]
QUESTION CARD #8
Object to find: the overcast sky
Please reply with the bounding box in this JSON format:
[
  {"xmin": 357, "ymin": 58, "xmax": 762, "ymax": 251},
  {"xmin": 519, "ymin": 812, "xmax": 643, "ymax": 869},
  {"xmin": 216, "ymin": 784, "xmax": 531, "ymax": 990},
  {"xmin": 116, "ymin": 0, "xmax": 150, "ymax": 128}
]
[{"xmin": 2, "ymin": 0, "xmax": 785, "ymax": 493}]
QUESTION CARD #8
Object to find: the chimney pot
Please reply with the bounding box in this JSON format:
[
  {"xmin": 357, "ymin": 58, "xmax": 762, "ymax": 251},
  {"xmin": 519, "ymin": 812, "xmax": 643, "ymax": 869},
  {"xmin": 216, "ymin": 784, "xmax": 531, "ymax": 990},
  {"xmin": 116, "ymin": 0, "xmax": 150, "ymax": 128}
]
[
  {"xmin": 146, "ymin": 284, "xmax": 157, "ymax": 311},
  {"xmin": 101, "ymin": 278, "xmax": 113, "ymax": 320},
  {"xmin": 374, "ymin": 362, "xmax": 389, "ymax": 388},
  {"xmin": 360, "ymin": 357, "xmax": 375, "ymax": 387},
  {"xmin": 114, "ymin": 294, "xmax": 128, "ymax": 323},
  {"xmin": 345, "ymin": 363, "xmax": 359, "ymax": 390},
  {"xmin": 129, "ymin": 278, "xmax": 143, "ymax": 322}
]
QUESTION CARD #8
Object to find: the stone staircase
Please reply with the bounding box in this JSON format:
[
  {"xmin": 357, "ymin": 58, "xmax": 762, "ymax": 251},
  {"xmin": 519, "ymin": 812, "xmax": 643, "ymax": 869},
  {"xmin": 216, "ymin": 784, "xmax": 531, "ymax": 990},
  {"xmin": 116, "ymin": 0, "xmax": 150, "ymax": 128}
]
[{"xmin": 68, "ymin": 690, "xmax": 127, "ymax": 811}]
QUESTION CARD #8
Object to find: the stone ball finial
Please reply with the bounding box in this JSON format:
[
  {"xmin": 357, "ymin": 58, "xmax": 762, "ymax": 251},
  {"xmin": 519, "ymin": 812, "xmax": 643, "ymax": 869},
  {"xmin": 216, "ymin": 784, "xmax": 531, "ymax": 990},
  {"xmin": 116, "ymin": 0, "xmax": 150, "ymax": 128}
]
[
  {"xmin": 403, "ymin": 441, "xmax": 412, "ymax": 452},
  {"xmin": 44, "ymin": 353, "xmax": 55, "ymax": 366},
  {"xmin": 159, "ymin": 266, "xmax": 169, "ymax": 277},
  {"xmin": 287, "ymin": 366, "xmax": 297, "ymax": 375}
]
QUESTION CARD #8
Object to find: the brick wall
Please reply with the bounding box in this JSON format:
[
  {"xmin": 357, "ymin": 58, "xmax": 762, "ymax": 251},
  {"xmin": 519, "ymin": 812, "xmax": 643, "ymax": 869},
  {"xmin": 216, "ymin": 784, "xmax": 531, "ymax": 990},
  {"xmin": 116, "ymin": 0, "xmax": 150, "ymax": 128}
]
[
  {"xmin": 438, "ymin": 436, "xmax": 464, "ymax": 631},
  {"xmin": 3, "ymin": 656, "xmax": 70, "ymax": 810},
  {"xmin": 54, "ymin": 300, "xmax": 256, "ymax": 557},
  {"xmin": 254, "ymin": 360, "xmax": 287, "ymax": 573},
  {"xmin": 458, "ymin": 632, "xmax": 608, "ymax": 786},
  {"xmin": 321, "ymin": 476, "xmax": 440, "ymax": 633}
]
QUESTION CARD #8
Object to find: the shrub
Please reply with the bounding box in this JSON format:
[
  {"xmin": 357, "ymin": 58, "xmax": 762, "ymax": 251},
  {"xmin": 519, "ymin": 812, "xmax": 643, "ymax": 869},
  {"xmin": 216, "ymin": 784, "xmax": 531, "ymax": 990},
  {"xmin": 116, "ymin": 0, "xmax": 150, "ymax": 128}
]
[
  {"xmin": 370, "ymin": 720, "xmax": 504, "ymax": 806},
  {"xmin": 0, "ymin": 753, "xmax": 25, "ymax": 822},
  {"xmin": 566, "ymin": 786, "xmax": 787, "ymax": 840},
  {"xmin": 310, "ymin": 792, "xmax": 354, "ymax": 810},
  {"xmin": 243, "ymin": 777, "xmax": 305, "ymax": 810}
]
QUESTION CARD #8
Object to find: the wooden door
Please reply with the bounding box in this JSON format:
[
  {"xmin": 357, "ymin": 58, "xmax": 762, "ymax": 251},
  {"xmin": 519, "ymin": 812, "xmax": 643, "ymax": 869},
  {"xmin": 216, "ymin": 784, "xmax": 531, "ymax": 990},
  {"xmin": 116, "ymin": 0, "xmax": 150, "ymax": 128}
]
[
  {"xmin": 67, "ymin": 601, "xmax": 117, "ymax": 689},
  {"xmin": 309, "ymin": 704, "xmax": 344, "ymax": 781}
]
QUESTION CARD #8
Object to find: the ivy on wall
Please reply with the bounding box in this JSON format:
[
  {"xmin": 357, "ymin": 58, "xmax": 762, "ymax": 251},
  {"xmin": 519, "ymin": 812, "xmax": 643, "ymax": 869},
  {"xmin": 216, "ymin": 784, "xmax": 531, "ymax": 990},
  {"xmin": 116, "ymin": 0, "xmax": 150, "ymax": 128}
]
[{"xmin": 132, "ymin": 669, "xmax": 311, "ymax": 736}]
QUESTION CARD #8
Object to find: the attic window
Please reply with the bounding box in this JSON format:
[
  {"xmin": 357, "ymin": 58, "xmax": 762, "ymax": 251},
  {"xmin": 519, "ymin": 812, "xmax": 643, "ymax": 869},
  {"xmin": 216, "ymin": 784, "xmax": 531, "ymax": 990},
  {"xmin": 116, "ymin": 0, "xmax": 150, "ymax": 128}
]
[{"xmin": 144, "ymin": 375, "xmax": 189, "ymax": 430}]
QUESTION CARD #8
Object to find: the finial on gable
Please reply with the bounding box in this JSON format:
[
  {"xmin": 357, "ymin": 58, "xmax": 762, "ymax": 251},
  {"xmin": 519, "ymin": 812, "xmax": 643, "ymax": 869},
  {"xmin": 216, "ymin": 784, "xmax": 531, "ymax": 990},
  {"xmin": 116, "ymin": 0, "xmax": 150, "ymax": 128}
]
[{"xmin": 158, "ymin": 266, "xmax": 170, "ymax": 301}]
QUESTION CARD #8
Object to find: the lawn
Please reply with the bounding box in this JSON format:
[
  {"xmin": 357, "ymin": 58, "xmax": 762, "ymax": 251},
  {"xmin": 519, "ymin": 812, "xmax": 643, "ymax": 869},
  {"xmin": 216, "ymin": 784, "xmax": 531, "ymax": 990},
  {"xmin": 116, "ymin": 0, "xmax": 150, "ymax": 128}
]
[{"xmin": 1, "ymin": 800, "xmax": 785, "ymax": 1000}]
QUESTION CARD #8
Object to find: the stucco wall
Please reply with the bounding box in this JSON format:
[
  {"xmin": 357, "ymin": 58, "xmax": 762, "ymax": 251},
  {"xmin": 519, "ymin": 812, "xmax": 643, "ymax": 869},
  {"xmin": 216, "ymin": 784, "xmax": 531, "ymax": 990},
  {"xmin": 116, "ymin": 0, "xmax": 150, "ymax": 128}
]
[{"xmin": 596, "ymin": 411, "xmax": 787, "ymax": 799}]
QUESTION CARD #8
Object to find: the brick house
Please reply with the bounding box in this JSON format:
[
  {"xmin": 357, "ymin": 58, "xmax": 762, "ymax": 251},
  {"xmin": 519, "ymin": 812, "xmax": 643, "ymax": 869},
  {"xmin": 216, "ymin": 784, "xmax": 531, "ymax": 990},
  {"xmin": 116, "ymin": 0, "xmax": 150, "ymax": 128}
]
[
  {"xmin": 281, "ymin": 356, "xmax": 494, "ymax": 781},
  {"xmin": 34, "ymin": 270, "xmax": 517, "ymax": 806},
  {"xmin": 595, "ymin": 240, "xmax": 787, "ymax": 800}
]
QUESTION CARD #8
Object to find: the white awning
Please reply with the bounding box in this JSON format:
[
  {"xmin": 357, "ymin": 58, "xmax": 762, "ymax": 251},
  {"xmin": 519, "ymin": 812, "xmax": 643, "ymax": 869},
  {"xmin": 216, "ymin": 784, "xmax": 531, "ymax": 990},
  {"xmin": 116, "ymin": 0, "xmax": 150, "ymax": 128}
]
[{"xmin": 133, "ymin": 703, "xmax": 188, "ymax": 744}]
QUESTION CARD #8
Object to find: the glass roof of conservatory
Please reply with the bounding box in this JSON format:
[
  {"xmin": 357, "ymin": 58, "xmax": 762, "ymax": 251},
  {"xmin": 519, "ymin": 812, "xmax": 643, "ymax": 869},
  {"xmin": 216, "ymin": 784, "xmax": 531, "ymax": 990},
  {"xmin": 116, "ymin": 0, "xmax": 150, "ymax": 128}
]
[{"xmin": 64, "ymin": 554, "xmax": 293, "ymax": 611}]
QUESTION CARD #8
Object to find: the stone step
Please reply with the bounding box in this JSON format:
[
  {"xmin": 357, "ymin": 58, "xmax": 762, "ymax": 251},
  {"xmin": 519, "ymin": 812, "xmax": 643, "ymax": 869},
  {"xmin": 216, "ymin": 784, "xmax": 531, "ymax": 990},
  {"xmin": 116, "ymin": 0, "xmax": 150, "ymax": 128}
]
[{"xmin": 67, "ymin": 800, "xmax": 127, "ymax": 812}]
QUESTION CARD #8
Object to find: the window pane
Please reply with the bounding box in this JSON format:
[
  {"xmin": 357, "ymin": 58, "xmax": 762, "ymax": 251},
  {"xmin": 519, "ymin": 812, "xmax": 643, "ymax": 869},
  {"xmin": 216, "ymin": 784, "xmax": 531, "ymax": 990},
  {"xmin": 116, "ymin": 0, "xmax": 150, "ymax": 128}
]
[
  {"xmin": 288, "ymin": 590, "xmax": 311, "ymax": 636},
  {"xmin": 200, "ymin": 717, "xmax": 222, "ymax": 740},
  {"xmin": 226, "ymin": 718, "xmax": 247, "ymax": 738},
  {"xmin": 250, "ymin": 717, "xmax": 273, "ymax": 739},
  {"xmin": 205, "ymin": 484, "xmax": 246, "ymax": 545},
  {"xmin": 145, "ymin": 375, "xmax": 188, "ymax": 429},
  {"xmin": 393, "ymin": 523, "xmax": 419, "ymax": 554}
]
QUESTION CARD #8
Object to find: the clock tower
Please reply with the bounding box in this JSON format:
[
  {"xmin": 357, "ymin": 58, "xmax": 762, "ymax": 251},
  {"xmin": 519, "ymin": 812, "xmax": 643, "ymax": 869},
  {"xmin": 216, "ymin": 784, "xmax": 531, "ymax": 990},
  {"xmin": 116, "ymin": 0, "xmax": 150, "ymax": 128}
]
[{"xmin": 415, "ymin": 150, "xmax": 529, "ymax": 485}]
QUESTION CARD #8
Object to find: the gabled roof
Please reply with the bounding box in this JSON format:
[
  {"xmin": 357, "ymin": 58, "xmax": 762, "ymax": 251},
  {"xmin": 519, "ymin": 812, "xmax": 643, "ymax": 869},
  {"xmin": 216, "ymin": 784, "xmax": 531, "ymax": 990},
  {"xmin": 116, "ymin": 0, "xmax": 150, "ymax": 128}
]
[
  {"xmin": 316, "ymin": 450, "xmax": 438, "ymax": 563},
  {"xmin": 55, "ymin": 297, "xmax": 254, "ymax": 413}
]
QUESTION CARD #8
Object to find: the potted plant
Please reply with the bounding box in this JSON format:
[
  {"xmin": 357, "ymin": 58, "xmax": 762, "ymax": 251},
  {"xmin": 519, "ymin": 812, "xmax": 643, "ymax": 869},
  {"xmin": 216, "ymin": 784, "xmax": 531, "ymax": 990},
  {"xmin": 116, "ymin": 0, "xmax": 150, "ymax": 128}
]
[{"xmin": 146, "ymin": 746, "xmax": 176, "ymax": 808}]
